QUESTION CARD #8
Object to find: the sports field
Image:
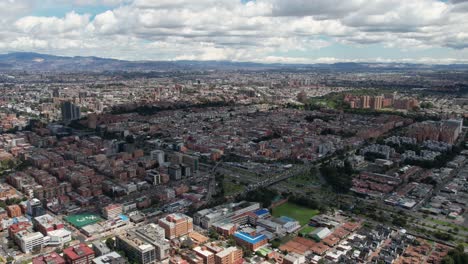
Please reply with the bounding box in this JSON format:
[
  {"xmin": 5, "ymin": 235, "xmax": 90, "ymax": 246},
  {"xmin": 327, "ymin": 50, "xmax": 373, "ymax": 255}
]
[
  {"xmin": 272, "ymin": 202, "xmax": 319, "ymax": 226},
  {"xmin": 65, "ymin": 213, "xmax": 103, "ymax": 228}
]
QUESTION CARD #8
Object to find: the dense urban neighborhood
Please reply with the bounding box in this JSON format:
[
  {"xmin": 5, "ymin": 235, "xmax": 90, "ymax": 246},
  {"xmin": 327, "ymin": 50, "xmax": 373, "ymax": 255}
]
[{"xmin": 0, "ymin": 53, "xmax": 467, "ymax": 264}]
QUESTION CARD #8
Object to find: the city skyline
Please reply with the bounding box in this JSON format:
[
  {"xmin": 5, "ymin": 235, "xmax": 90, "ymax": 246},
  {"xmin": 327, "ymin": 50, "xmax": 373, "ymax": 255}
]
[{"xmin": 1, "ymin": 0, "xmax": 468, "ymax": 64}]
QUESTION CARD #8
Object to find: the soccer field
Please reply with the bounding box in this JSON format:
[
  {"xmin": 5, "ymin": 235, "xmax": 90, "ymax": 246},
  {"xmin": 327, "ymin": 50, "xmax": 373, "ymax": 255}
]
[
  {"xmin": 272, "ymin": 202, "xmax": 319, "ymax": 226},
  {"xmin": 65, "ymin": 213, "xmax": 103, "ymax": 228}
]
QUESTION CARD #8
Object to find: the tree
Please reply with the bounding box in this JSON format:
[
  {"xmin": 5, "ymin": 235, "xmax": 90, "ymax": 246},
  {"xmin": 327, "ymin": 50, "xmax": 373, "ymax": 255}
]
[
  {"xmin": 125, "ymin": 135, "xmax": 135, "ymax": 144},
  {"xmin": 106, "ymin": 237, "xmax": 115, "ymax": 250},
  {"xmin": 297, "ymin": 91, "xmax": 308, "ymax": 104},
  {"xmin": 441, "ymin": 257, "xmax": 455, "ymax": 264},
  {"xmin": 244, "ymin": 188, "xmax": 278, "ymax": 207},
  {"xmin": 442, "ymin": 244, "xmax": 468, "ymax": 264},
  {"xmin": 271, "ymin": 239, "xmax": 281, "ymax": 248},
  {"xmin": 319, "ymin": 164, "xmax": 354, "ymax": 193},
  {"xmin": 208, "ymin": 228, "xmax": 219, "ymax": 240},
  {"xmin": 226, "ymin": 237, "xmax": 236, "ymax": 247}
]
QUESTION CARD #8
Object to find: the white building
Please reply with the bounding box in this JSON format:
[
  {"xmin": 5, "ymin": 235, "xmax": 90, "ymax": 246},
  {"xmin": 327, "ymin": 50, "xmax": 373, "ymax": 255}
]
[
  {"xmin": 16, "ymin": 230, "xmax": 44, "ymax": 253},
  {"xmin": 92, "ymin": 252, "xmax": 124, "ymax": 264},
  {"xmin": 44, "ymin": 229, "xmax": 72, "ymax": 246},
  {"xmin": 310, "ymin": 227, "xmax": 331, "ymax": 241},
  {"xmin": 151, "ymin": 150, "xmax": 165, "ymax": 165}
]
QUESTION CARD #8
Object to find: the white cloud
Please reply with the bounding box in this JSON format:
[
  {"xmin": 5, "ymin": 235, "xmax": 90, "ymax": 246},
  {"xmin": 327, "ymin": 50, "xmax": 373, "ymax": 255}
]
[
  {"xmin": 15, "ymin": 12, "xmax": 90, "ymax": 35},
  {"xmin": 0, "ymin": 0, "xmax": 466, "ymax": 63}
]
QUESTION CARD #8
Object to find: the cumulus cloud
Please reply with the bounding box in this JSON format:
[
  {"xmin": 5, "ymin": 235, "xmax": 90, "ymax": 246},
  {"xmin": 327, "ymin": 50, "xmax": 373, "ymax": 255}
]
[{"xmin": 0, "ymin": 0, "xmax": 467, "ymax": 63}]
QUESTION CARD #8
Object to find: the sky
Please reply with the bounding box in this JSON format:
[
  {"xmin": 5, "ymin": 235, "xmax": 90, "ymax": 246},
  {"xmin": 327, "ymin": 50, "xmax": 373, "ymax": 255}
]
[{"xmin": 1, "ymin": 0, "xmax": 468, "ymax": 63}]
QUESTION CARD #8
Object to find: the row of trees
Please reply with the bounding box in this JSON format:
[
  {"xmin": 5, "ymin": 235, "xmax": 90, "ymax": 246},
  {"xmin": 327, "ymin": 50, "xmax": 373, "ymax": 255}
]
[
  {"xmin": 319, "ymin": 161, "xmax": 354, "ymax": 193},
  {"xmin": 442, "ymin": 244, "xmax": 468, "ymax": 264},
  {"xmin": 111, "ymin": 100, "xmax": 235, "ymax": 116},
  {"xmin": 320, "ymin": 128, "xmax": 356, "ymax": 138},
  {"xmin": 0, "ymin": 197, "xmax": 27, "ymax": 209},
  {"xmin": 244, "ymin": 187, "xmax": 278, "ymax": 208}
]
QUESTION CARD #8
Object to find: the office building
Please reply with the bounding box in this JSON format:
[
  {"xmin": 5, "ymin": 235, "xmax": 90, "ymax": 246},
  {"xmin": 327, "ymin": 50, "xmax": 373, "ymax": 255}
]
[
  {"xmin": 15, "ymin": 230, "xmax": 44, "ymax": 253},
  {"xmin": 146, "ymin": 169, "xmax": 161, "ymax": 185},
  {"xmin": 180, "ymin": 164, "xmax": 192, "ymax": 177},
  {"xmin": 150, "ymin": 150, "xmax": 165, "ymax": 165},
  {"xmin": 61, "ymin": 101, "xmax": 81, "ymax": 123},
  {"xmin": 168, "ymin": 165, "xmax": 182, "ymax": 180},
  {"xmin": 182, "ymin": 155, "xmax": 199, "ymax": 172},
  {"xmin": 27, "ymin": 198, "xmax": 46, "ymax": 217},
  {"xmin": 194, "ymin": 201, "xmax": 260, "ymax": 229},
  {"xmin": 116, "ymin": 224, "xmax": 170, "ymax": 264},
  {"xmin": 52, "ymin": 88, "xmax": 60, "ymax": 98},
  {"xmin": 158, "ymin": 213, "xmax": 193, "ymax": 239},
  {"xmin": 46, "ymin": 229, "xmax": 72, "ymax": 246}
]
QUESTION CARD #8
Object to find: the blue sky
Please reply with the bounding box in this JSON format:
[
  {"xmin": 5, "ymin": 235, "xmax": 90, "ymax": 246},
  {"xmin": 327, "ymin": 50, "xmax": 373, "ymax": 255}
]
[{"xmin": 1, "ymin": 0, "xmax": 467, "ymax": 63}]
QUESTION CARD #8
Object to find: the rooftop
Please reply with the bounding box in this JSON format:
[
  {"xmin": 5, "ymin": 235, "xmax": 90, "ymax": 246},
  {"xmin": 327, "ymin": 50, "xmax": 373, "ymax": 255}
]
[
  {"xmin": 63, "ymin": 243, "xmax": 94, "ymax": 260},
  {"xmin": 233, "ymin": 232, "xmax": 267, "ymax": 244}
]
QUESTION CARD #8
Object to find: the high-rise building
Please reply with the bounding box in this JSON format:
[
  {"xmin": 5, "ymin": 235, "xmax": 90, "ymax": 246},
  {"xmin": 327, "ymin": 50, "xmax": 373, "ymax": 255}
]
[
  {"xmin": 158, "ymin": 213, "xmax": 193, "ymax": 239},
  {"xmin": 146, "ymin": 169, "xmax": 161, "ymax": 185},
  {"xmin": 27, "ymin": 198, "xmax": 46, "ymax": 217},
  {"xmin": 61, "ymin": 101, "xmax": 81, "ymax": 123},
  {"xmin": 168, "ymin": 165, "xmax": 182, "ymax": 181},
  {"xmin": 52, "ymin": 88, "xmax": 60, "ymax": 98},
  {"xmin": 182, "ymin": 155, "xmax": 199, "ymax": 172},
  {"xmin": 150, "ymin": 150, "xmax": 165, "ymax": 165},
  {"xmin": 372, "ymin": 96, "xmax": 383, "ymax": 110},
  {"xmin": 361, "ymin": 96, "xmax": 371, "ymax": 109}
]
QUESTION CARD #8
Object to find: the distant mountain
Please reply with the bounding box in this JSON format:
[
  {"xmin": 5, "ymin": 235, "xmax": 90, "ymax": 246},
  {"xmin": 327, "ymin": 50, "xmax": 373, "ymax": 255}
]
[{"xmin": 0, "ymin": 52, "xmax": 467, "ymax": 72}]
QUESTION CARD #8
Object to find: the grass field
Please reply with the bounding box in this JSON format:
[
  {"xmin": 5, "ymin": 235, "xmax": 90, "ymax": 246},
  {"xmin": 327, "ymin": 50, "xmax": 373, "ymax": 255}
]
[
  {"xmin": 429, "ymin": 218, "xmax": 468, "ymax": 232},
  {"xmin": 223, "ymin": 180, "xmax": 245, "ymax": 196},
  {"xmin": 299, "ymin": 225, "xmax": 316, "ymax": 236},
  {"xmin": 65, "ymin": 213, "xmax": 103, "ymax": 228},
  {"xmin": 272, "ymin": 202, "xmax": 319, "ymax": 226}
]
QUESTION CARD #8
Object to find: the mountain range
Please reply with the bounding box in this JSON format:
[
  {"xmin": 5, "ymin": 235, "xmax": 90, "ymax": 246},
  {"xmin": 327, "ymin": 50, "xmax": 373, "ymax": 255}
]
[{"xmin": 0, "ymin": 52, "xmax": 467, "ymax": 72}]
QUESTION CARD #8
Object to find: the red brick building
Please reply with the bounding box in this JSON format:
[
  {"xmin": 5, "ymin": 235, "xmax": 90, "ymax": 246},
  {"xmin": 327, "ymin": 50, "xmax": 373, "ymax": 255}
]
[
  {"xmin": 6, "ymin": 204, "xmax": 22, "ymax": 218},
  {"xmin": 63, "ymin": 243, "xmax": 95, "ymax": 264},
  {"xmin": 33, "ymin": 252, "xmax": 66, "ymax": 264}
]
